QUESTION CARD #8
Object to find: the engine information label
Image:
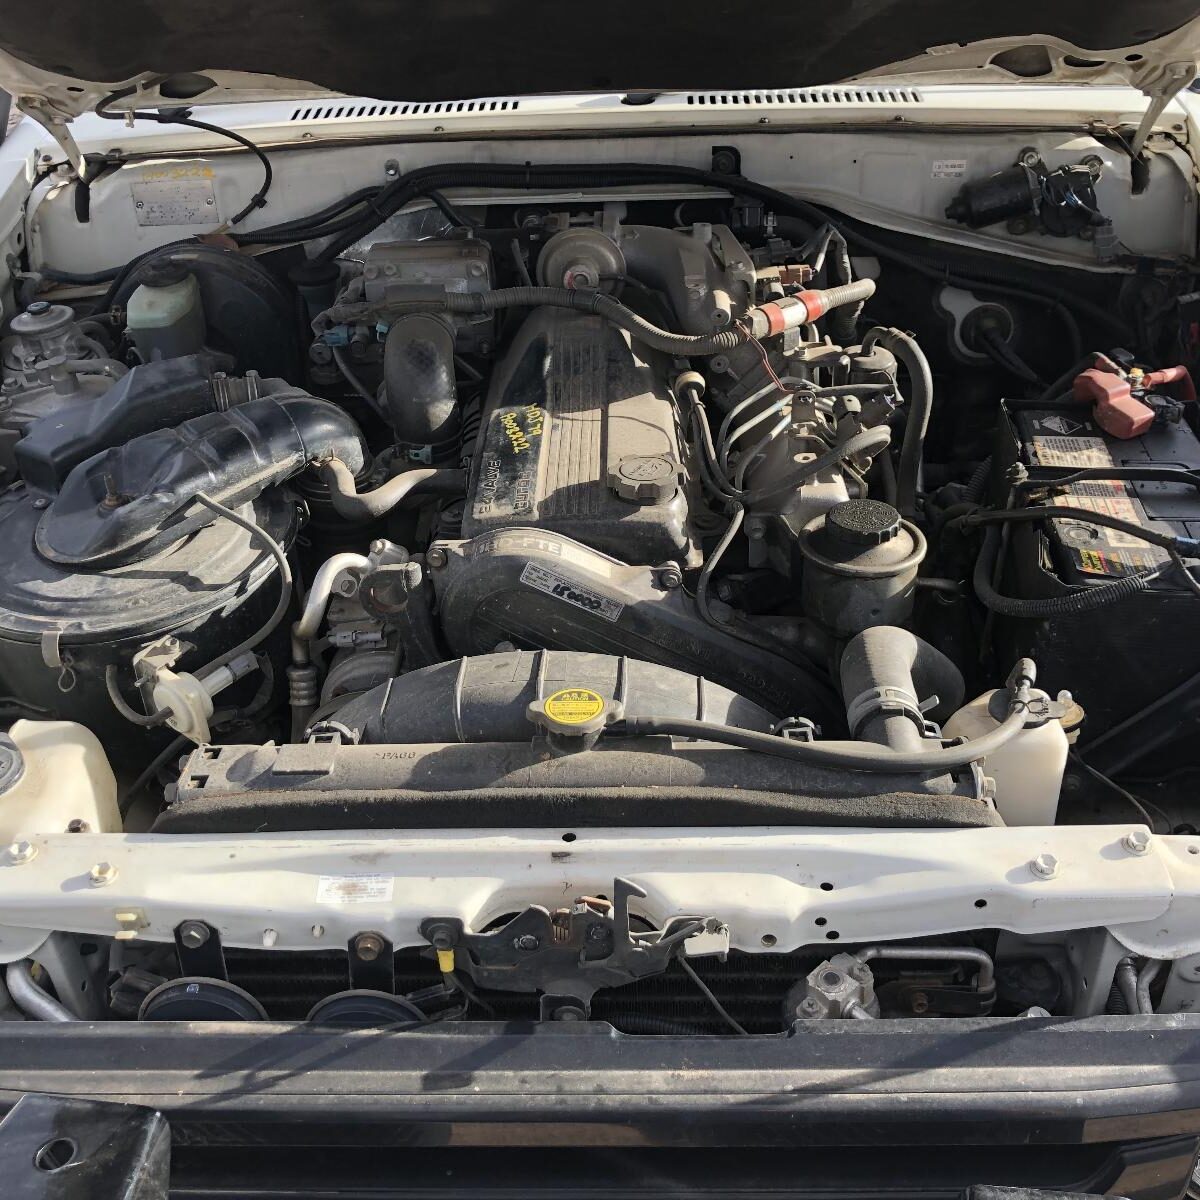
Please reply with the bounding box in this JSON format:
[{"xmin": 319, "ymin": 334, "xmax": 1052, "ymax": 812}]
[
  {"xmin": 520, "ymin": 562, "xmax": 624, "ymax": 622},
  {"xmin": 471, "ymin": 402, "xmax": 547, "ymax": 523},
  {"xmin": 315, "ymin": 874, "xmax": 394, "ymax": 904},
  {"xmin": 131, "ymin": 165, "xmax": 218, "ymax": 226}
]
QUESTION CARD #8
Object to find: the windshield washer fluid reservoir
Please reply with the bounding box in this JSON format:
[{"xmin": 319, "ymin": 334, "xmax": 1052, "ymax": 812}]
[
  {"xmin": 0, "ymin": 720, "xmax": 120, "ymax": 839},
  {"xmin": 944, "ymin": 688, "xmax": 1068, "ymax": 826}
]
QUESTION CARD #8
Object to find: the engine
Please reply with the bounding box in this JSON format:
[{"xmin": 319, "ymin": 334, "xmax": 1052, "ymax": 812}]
[{"xmin": 0, "ymin": 163, "xmax": 1197, "ymax": 1031}]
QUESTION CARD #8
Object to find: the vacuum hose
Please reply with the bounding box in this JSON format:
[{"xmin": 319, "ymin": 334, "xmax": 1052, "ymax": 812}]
[{"xmin": 322, "ymin": 280, "xmax": 876, "ymax": 359}]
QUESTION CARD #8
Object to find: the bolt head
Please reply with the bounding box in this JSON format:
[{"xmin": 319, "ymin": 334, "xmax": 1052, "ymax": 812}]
[
  {"xmin": 179, "ymin": 921, "xmax": 210, "ymax": 949},
  {"xmin": 513, "ymin": 934, "xmax": 540, "ymax": 953},
  {"xmin": 1122, "ymin": 830, "xmax": 1151, "ymax": 855},
  {"xmin": 353, "ymin": 932, "xmax": 385, "ymax": 961},
  {"xmin": 66, "ymin": 819, "xmax": 89, "ymax": 834},
  {"xmin": 660, "ymin": 569, "xmax": 682, "ymax": 589},
  {"xmin": 1029, "ymin": 852, "xmax": 1058, "ymax": 879},
  {"xmin": 89, "ymin": 861, "xmax": 117, "ymax": 887},
  {"xmin": 6, "ymin": 840, "xmax": 36, "ymax": 865},
  {"xmin": 426, "ymin": 547, "xmax": 448, "ymax": 569},
  {"xmin": 799, "ymin": 996, "xmax": 821, "ymax": 1014}
]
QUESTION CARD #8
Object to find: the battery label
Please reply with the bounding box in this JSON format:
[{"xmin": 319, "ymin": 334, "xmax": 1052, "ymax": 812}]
[{"xmin": 1026, "ymin": 418, "xmax": 1168, "ymax": 578}]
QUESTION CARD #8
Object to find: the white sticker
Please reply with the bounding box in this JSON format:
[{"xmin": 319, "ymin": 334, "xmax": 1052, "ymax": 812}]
[
  {"xmin": 932, "ymin": 158, "xmax": 968, "ymax": 179},
  {"xmin": 519, "ymin": 561, "xmax": 624, "ymax": 623},
  {"xmin": 315, "ymin": 874, "xmax": 394, "ymax": 904}
]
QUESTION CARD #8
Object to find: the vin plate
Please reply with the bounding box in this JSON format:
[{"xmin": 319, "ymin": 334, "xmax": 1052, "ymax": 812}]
[
  {"xmin": 131, "ymin": 166, "xmax": 218, "ymax": 226},
  {"xmin": 520, "ymin": 562, "xmax": 624, "ymax": 622}
]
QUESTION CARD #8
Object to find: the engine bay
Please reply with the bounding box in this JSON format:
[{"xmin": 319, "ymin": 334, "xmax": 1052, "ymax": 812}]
[{"xmin": 0, "ymin": 134, "xmax": 1198, "ymax": 1033}]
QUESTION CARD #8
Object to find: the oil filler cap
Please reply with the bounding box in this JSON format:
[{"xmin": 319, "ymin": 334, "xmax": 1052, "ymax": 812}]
[
  {"xmin": 608, "ymin": 455, "xmax": 679, "ymax": 503},
  {"xmin": 825, "ymin": 498, "xmax": 902, "ymax": 546}
]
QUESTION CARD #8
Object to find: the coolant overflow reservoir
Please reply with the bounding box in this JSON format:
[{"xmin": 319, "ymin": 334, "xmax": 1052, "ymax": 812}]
[
  {"xmin": 944, "ymin": 689, "xmax": 1068, "ymax": 826},
  {"xmin": 0, "ymin": 720, "xmax": 121, "ymax": 839}
]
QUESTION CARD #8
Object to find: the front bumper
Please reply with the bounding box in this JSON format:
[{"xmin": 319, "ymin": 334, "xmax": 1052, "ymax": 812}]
[{"xmin": 1, "ymin": 1015, "xmax": 1199, "ymax": 1197}]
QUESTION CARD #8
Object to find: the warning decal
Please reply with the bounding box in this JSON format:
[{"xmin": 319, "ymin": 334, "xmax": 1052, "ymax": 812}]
[
  {"xmin": 543, "ymin": 688, "xmax": 606, "ymax": 725},
  {"xmin": 1023, "ymin": 412, "xmax": 1169, "ymax": 578}
]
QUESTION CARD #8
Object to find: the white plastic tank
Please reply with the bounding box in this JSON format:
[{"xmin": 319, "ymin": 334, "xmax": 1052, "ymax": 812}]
[
  {"xmin": 126, "ymin": 260, "xmax": 206, "ymax": 362},
  {"xmin": 0, "ymin": 720, "xmax": 121, "ymax": 839},
  {"xmin": 944, "ymin": 688, "xmax": 1069, "ymax": 826}
]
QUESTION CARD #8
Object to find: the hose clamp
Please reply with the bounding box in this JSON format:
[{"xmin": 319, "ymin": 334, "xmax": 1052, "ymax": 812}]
[{"xmin": 844, "ymin": 684, "xmax": 928, "ymax": 739}]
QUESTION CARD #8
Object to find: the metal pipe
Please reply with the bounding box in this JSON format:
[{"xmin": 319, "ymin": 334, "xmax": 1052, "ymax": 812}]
[
  {"xmin": 1136, "ymin": 959, "xmax": 1163, "ymax": 1014},
  {"xmin": 5, "ymin": 961, "xmax": 74, "ymax": 1023},
  {"xmin": 291, "ymin": 553, "xmax": 372, "ymax": 666},
  {"xmin": 318, "ymin": 458, "xmax": 466, "ymax": 523},
  {"xmin": 854, "ymin": 945, "xmax": 994, "ymax": 992}
]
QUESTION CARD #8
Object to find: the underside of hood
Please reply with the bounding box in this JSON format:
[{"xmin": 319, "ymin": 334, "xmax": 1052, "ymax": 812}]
[{"xmin": 1, "ymin": 1, "xmax": 1199, "ymax": 126}]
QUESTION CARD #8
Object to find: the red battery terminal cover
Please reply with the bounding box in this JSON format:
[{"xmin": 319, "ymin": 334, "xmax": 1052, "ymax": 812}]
[{"xmin": 1072, "ymin": 355, "xmax": 1196, "ymax": 440}]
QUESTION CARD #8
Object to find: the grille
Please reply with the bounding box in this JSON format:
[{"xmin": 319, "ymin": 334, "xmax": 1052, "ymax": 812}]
[{"xmin": 224, "ymin": 947, "xmax": 812, "ymax": 1032}]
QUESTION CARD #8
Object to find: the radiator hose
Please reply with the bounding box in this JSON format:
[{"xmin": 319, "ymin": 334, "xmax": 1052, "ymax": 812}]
[
  {"xmin": 838, "ymin": 628, "xmax": 965, "ymax": 753},
  {"xmin": 616, "ymin": 657, "xmax": 1036, "ymax": 774}
]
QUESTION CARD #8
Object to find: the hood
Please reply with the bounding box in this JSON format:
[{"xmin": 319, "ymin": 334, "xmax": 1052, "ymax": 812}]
[{"xmin": 2, "ymin": 2, "xmax": 1199, "ymax": 123}]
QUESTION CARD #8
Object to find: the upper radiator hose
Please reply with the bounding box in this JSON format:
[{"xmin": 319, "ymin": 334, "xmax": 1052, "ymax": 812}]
[
  {"xmin": 38, "ymin": 392, "xmax": 366, "ymax": 567},
  {"xmin": 839, "ymin": 627, "xmax": 965, "ymax": 753}
]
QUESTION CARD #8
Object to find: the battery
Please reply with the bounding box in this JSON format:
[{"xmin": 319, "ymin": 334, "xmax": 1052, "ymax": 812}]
[
  {"xmin": 1008, "ymin": 403, "xmax": 1200, "ymax": 585},
  {"xmin": 992, "ymin": 399, "xmax": 1200, "ymax": 742}
]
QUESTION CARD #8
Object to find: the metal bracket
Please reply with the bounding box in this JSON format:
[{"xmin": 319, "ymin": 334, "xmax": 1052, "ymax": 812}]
[
  {"xmin": 347, "ymin": 930, "xmax": 395, "ymax": 993},
  {"xmin": 0, "ymin": 1093, "xmax": 169, "ymax": 1199},
  {"xmin": 173, "ymin": 920, "xmax": 226, "ymax": 981},
  {"xmin": 420, "ymin": 878, "xmax": 715, "ymax": 1016}
]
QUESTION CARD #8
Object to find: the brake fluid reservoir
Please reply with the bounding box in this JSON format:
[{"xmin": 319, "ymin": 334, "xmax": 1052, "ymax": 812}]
[
  {"xmin": 944, "ymin": 689, "xmax": 1068, "ymax": 826},
  {"xmin": 126, "ymin": 260, "xmax": 205, "ymax": 362},
  {"xmin": 0, "ymin": 720, "xmax": 120, "ymax": 839}
]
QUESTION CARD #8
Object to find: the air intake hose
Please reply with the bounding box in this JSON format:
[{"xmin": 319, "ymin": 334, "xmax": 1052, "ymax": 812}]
[
  {"xmin": 38, "ymin": 392, "xmax": 366, "ymax": 567},
  {"xmin": 382, "ymin": 313, "xmax": 461, "ymax": 455}
]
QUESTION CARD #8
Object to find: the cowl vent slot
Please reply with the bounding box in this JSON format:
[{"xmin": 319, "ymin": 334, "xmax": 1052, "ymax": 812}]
[
  {"xmin": 291, "ymin": 98, "xmax": 521, "ymax": 121},
  {"xmin": 686, "ymin": 87, "xmax": 923, "ymax": 105}
]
